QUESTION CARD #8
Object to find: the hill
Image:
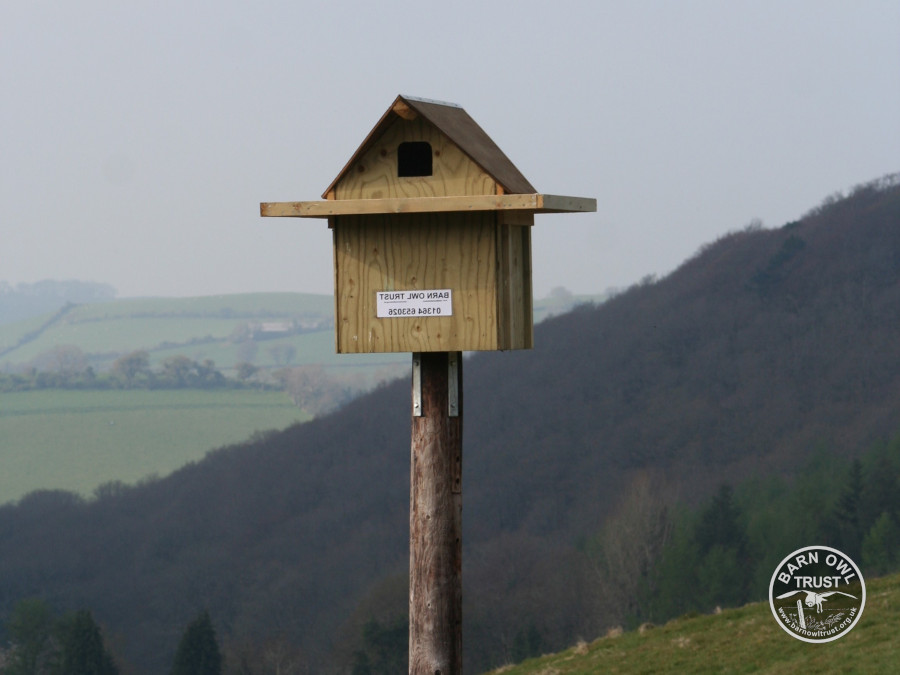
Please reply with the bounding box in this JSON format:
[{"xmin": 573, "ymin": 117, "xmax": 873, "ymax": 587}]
[
  {"xmin": 0, "ymin": 280, "xmax": 115, "ymax": 325},
  {"xmin": 0, "ymin": 292, "xmax": 397, "ymax": 382},
  {"xmin": 0, "ymin": 290, "xmax": 603, "ymax": 504},
  {"xmin": 487, "ymin": 571, "xmax": 900, "ymax": 674},
  {"xmin": 0, "ymin": 289, "xmax": 600, "ymax": 387},
  {"xmin": 0, "ymin": 175, "xmax": 898, "ymax": 673}
]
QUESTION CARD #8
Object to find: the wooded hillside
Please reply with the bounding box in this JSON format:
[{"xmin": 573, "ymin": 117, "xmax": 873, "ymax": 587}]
[{"xmin": 0, "ymin": 175, "xmax": 898, "ymax": 673}]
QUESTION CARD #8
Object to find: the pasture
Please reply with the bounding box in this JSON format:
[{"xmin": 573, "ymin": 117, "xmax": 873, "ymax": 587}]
[
  {"xmin": 0, "ymin": 388, "xmax": 308, "ymax": 504},
  {"xmin": 489, "ymin": 572, "xmax": 900, "ymax": 674}
]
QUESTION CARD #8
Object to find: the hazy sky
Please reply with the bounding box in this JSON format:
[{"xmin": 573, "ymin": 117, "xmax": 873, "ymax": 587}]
[{"xmin": 2, "ymin": 1, "xmax": 898, "ymax": 299}]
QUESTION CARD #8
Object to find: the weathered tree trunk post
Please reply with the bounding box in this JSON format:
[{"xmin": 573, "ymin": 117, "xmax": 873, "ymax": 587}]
[{"xmin": 410, "ymin": 351, "xmax": 463, "ymax": 674}]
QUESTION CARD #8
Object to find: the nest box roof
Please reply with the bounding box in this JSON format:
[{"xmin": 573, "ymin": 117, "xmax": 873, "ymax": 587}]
[{"xmin": 322, "ymin": 95, "xmax": 536, "ymax": 198}]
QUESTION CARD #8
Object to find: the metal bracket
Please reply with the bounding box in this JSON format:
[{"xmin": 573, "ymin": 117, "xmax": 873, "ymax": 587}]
[
  {"xmin": 412, "ymin": 353, "xmax": 423, "ymax": 417},
  {"xmin": 413, "ymin": 352, "xmax": 460, "ymax": 418},
  {"xmin": 448, "ymin": 352, "xmax": 459, "ymax": 417}
]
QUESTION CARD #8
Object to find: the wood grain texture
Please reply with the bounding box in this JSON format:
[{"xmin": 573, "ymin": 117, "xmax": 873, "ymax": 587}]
[
  {"xmin": 334, "ymin": 213, "xmax": 499, "ymax": 353},
  {"xmin": 321, "ymin": 94, "xmax": 536, "ymax": 198},
  {"xmin": 397, "ymin": 96, "xmax": 536, "ymax": 195},
  {"xmin": 260, "ymin": 193, "xmax": 597, "ymax": 218},
  {"xmin": 334, "ymin": 116, "xmax": 497, "ymax": 200},
  {"xmin": 409, "ymin": 351, "xmax": 462, "ymax": 674},
  {"xmin": 496, "ymin": 214, "xmax": 534, "ymax": 350}
]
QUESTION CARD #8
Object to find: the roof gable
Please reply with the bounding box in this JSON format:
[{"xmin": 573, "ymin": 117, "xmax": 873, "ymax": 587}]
[{"xmin": 323, "ymin": 95, "xmax": 536, "ymax": 198}]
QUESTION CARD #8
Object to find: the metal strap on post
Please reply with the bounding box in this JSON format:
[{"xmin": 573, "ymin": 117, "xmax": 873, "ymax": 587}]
[{"xmin": 412, "ymin": 353, "xmax": 423, "ymax": 417}]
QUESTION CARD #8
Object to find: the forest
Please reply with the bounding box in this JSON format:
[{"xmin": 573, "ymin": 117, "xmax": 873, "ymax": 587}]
[{"xmin": 1, "ymin": 175, "xmax": 899, "ymax": 673}]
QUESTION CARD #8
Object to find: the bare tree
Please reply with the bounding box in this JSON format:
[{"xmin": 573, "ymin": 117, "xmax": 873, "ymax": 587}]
[
  {"xmin": 275, "ymin": 365, "xmax": 350, "ymax": 416},
  {"xmin": 590, "ymin": 471, "xmax": 675, "ymax": 624},
  {"xmin": 266, "ymin": 344, "xmax": 296, "ymax": 366},
  {"xmin": 31, "ymin": 345, "xmax": 87, "ymax": 375}
]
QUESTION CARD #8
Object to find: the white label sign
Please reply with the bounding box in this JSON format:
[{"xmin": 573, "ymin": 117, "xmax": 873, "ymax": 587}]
[{"xmin": 376, "ymin": 289, "xmax": 452, "ymax": 318}]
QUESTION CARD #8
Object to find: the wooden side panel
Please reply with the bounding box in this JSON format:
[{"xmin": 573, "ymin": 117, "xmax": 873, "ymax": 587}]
[
  {"xmin": 518, "ymin": 221, "xmax": 534, "ymax": 349},
  {"xmin": 334, "ymin": 213, "xmax": 498, "ymax": 353},
  {"xmin": 333, "ymin": 117, "xmax": 497, "ymax": 200},
  {"xmin": 495, "ymin": 213, "xmax": 534, "ymax": 350}
]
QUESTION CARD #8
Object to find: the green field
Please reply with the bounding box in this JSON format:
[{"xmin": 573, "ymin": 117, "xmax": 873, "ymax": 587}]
[
  {"xmin": 0, "ymin": 290, "xmax": 605, "ymax": 504},
  {"xmin": 488, "ymin": 573, "xmax": 900, "ymax": 674},
  {"xmin": 60, "ymin": 292, "xmax": 336, "ymax": 321},
  {"xmin": 0, "ymin": 292, "xmax": 409, "ymax": 382},
  {"xmin": 0, "ymin": 389, "xmax": 309, "ymax": 504},
  {"xmin": 6, "ymin": 317, "xmax": 242, "ymax": 362},
  {"xmin": 0, "ymin": 291, "xmax": 606, "ymax": 376}
]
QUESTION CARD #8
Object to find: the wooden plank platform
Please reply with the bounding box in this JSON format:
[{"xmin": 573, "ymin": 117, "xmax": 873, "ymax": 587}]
[{"xmin": 260, "ymin": 193, "xmax": 597, "ymax": 219}]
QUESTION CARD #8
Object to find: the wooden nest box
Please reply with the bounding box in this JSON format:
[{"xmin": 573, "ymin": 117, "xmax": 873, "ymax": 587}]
[{"xmin": 261, "ymin": 95, "xmax": 595, "ymax": 354}]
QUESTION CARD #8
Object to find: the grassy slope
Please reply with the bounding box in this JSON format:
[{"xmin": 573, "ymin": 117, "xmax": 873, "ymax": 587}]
[
  {"xmin": 0, "ymin": 313, "xmax": 48, "ymax": 352},
  {"xmin": 63, "ymin": 292, "xmax": 335, "ymax": 319},
  {"xmin": 0, "ymin": 389, "xmax": 309, "ymax": 504},
  {"xmin": 487, "ymin": 573, "xmax": 899, "ymax": 674},
  {"xmin": 0, "ymin": 292, "xmax": 412, "ymax": 382},
  {"xmin": 8, "ymin": 317, "xmax": 242, "ymax": 361},
  {"xmin": 0, "ymin": 292, "xmax": 605, "ymax": 370}
]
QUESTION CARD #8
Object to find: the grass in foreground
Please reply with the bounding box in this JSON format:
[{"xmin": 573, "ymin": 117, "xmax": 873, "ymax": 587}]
[
  {"xmin": 486, "ymin": 573, "xmax": 900, "ymax": 674},
  {"xmin": 0, "ymin": 389, "xmax": 308, "ymax": 504}
]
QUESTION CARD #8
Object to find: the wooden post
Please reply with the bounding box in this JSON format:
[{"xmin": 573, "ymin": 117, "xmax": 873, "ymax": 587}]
[{"xmin": 410, "ymin": 351, "xmax": 462, "ymax": 674}]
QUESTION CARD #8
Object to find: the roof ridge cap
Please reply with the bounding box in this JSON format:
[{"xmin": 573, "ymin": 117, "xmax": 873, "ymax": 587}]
[{"xmin": 399, "ymin": 94, "xmax": 462, "ymax": 109}]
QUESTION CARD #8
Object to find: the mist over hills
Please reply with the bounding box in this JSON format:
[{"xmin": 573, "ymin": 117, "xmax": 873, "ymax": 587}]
[
  {"xmin": 1, "ymin": 175, "xmax": 899, "ymax": 672},
  {"xmin": 0, "ymin": 280, "xmax": 116, "ymax": 325}
]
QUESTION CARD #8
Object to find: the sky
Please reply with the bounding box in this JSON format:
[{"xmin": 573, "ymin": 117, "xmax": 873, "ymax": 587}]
[{"xmin": 1, "ymin": 1, "xmax": 898, "ymax": 300}]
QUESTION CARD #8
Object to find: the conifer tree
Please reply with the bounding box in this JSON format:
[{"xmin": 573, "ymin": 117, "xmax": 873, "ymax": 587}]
[
  {"xmin": 692, "ymin": 484, "xmax": 751, "ymax": 609},
  {"xmin": 351, "ymin": 617, "xmax": 407, "ymax": 675},
  {"xmin": 861, "ymin": 511, "xmax": 900, "ymax": 576},
  {"xmin": 695, "ymin": 485, "xmax": 747, "ymax": 557},
  {"xmin": 833, "ymin": 459, "xmax": 864, "ymax": 559},
  {"xmin": 56, "ymin": 609, "xmax": 119, "ymax": 675},
  {"xmin": 170, "ymin": 610, "xmax": 222, "ymax": 675}
]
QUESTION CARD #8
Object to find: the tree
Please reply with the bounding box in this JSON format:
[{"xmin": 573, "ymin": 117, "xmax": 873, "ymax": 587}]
[
  {"xmin": 111, "ymin": 350, "xmax": 150, "ymax": 386},
  {"xmin": 266, "ymin": 344, "xmax": 296, "ymax": 367},
  {"xmin": 234, "ymin": 362, "xmax": 259, "ymax": 382},
  {"xmin": 55, "ymin": 609, "xmax": 118, "ymax": 675},
  {"xmin": 833, "ymin": 460, "xmax": 864, "ymax": 559},
  {"xmin": 276, "ymin": 365, "xmax": 351, "ymax": 416},
  {"xmin": 860, "ymin": 454, "xmax": 900, "ymax": 531},
  {"xmin": 222, "ymin": 633, "xmax": 306, "ymax": 675},
  {"xmin": 351, "ymin": 618, "xmax": 407, "ymax": 675},
  {"xmin": 646, "ymin": 484, "xmax": 752, "ymax": 620},
  {"xmin": 3, "ymin": 598, "xmax": 56, "ymax": 675},
  {"xmin": 30, "ymin": 345, "xmax": 87, "ymax": 376},
  {"xmin": 511, "ymin": 622, "xmax": 546, "ymax": 662},
  {"xmin": 645, "ymin": 522, "xmax": 701, "ymax": 620},
  {"xmin": 588, "ymin": 472, "xmax": 672, "ymax": 625},
  {"xmin": 195, "ymin": 359, "xmax": 225, "ymax": 387},
  {"xmin": 695, "ymin": 485, "xmax": 747, "ymax": 557},
  {"xmin": 693, "ymin": 485, "xmax": 751, "ymax": 609},
  {"xmin": 861, "ymin": 512, "xmax": 900, "ymax": 576},
  {"xmin": 171, "ymin": 610, "xmax": 221, "ymax": 675},
  {"xmin": 3, "ymin": 603, "xmax": 117, "ymax": 675},
  {"xmin": 695, "ymin": 544, "xmax": 745, "ymax": 609},
  {"xmin": 160, "ymin": 355, "xmax": 195, "ymax": 387},
  {"xmin": 157, "ymin": 356, "xmax": 224, "ymax": 388}
]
